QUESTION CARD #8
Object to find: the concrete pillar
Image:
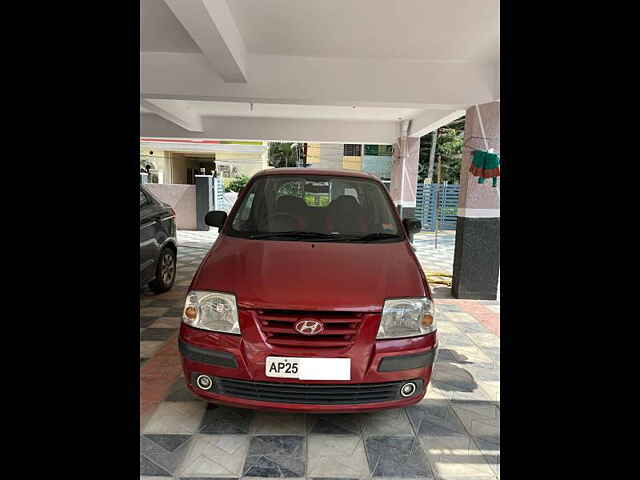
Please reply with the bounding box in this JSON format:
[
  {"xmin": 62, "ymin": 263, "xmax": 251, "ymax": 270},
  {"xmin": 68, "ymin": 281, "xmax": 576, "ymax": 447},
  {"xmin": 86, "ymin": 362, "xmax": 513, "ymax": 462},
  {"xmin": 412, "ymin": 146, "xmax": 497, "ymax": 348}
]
[
  {"xmin": 452, "ymin": 101, "xmax": 500, "ymax": 299},
  {"xmin": 390, "ymin": 121, "xmax": 420, "ymax": 220},
  {"xmin": 195, "ymin": 175, "xmax": 214, "ymax": 231}
]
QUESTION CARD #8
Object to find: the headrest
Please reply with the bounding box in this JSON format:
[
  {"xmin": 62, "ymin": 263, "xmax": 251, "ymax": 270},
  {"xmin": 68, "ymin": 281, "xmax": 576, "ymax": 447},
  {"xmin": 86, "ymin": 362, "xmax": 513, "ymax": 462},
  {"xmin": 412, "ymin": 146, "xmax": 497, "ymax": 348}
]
[
  {"xmin": 276, "ymin": 195, "xmax": 306, "ymax": 212},
  {"xmin": 328, "ymin": 195, "xmax": 360, "ymax": 211}
]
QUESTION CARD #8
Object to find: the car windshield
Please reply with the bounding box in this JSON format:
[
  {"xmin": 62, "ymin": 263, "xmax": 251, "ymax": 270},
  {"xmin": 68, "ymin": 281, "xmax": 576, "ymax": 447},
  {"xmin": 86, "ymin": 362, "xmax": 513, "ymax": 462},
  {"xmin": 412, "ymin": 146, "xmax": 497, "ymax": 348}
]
[{"xmin": 227, "ymin": 174, "xmax": 404, "ymax": 242}]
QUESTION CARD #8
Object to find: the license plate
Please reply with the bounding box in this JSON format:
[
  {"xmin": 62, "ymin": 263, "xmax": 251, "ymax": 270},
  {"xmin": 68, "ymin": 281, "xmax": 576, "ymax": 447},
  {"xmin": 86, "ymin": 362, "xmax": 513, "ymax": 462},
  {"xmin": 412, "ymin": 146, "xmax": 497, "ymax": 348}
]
[{"xmin": 266, "ymin": 356, "xmax": 351, "ymax": 380}]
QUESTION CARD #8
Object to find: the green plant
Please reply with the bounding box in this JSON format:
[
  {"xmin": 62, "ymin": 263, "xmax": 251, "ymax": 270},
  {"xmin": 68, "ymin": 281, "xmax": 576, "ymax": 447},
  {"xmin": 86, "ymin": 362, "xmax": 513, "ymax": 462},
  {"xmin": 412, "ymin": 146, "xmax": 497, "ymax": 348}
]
[
  {"xmin": 225, "ymin": 175, "xmax": 249, "ymax": 192},
  {"xmin": 419, "ymin": 117, "xmax": 465, "ymax": 184},
  {"xmin": 269, "ymin": 142, "xmax": 304, "ymax": 167}
]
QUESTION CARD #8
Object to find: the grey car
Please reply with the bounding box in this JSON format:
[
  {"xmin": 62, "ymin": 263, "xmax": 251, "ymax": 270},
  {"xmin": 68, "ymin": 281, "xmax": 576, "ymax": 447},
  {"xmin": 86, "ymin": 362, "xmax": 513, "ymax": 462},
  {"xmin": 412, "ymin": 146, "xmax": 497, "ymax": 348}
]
[{"xmin": 140, "ymin": 186, "xmax": 177, "ymax": 293}]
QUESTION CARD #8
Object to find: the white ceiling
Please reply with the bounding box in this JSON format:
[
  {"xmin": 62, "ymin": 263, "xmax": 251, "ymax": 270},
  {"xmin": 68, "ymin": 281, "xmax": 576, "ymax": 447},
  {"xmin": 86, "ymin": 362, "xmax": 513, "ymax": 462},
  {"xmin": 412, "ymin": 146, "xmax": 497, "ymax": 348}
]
[
  {"xmin": 227, "ymin": 0, "xmax": 499, "ymax": 63},
  {"xmin": 140, "ymin": 0, "xmax": 201, "ymax": 53},
  {"xmin": 140, "ymin": 0, "xmax": 499, "ymax": 143},
  {"xmin": 141, "ymin": 0, "xmax": 499, "ymax": 64}
]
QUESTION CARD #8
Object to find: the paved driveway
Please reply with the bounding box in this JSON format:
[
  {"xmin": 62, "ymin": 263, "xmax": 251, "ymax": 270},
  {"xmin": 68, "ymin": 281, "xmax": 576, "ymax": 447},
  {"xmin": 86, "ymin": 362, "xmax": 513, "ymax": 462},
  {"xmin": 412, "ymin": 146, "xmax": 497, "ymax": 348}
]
[{"xmin": 140, "ymin": 230, "xmax": 500, "ymax": 479}]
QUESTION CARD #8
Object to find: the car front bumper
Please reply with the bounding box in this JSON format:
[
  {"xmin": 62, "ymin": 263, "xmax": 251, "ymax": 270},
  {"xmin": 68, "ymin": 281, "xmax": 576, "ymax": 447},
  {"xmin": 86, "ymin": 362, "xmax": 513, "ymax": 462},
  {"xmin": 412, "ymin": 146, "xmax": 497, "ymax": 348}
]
[{"xmin": 179, "ymin": 322, "xmax": 437, "ymax": 413}]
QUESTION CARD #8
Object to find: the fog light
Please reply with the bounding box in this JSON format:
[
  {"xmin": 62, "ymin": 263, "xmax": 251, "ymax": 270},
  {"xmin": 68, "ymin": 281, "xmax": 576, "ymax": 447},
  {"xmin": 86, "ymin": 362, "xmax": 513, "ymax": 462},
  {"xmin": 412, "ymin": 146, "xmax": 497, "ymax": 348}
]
[
  {"xmin": 196, "ymin": 374, "xmax": 213, "ymax": 390},
  {"xmin": 400, "ymin": 382, "xmax": 417, "ymax": 397}
]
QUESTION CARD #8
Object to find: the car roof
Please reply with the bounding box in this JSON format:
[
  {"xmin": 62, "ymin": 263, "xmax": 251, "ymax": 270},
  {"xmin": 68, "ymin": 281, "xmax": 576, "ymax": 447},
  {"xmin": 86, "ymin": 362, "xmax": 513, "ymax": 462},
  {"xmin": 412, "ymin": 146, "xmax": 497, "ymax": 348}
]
[{"xmin": 252, "ymin": 167, "xmax": 381, "ymax": 181}]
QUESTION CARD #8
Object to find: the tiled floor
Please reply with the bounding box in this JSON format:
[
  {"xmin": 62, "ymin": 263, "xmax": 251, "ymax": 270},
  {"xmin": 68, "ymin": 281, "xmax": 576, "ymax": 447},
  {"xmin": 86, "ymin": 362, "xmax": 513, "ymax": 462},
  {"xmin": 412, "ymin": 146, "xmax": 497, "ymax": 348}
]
[
  {"xmin": 412, "ymin": 231, "xmax": 456, "ymax": 275},
  {"xmin": 140, "ymin": 229, "xmax": 500, "ymax": 479}
]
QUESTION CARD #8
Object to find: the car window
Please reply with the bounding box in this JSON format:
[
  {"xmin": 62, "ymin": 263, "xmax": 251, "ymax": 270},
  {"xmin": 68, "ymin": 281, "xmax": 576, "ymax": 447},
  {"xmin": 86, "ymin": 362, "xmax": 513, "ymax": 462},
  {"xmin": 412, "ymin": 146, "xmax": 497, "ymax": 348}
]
[
  {"xmin": 229, "ymin": 175, "xmax": 403, "ymax": 242},
  {"xmin": 140, "ymin": 189, "xmax": 150, "ymax": 207},
  {"xmin": 238, "ymin": 191, "xmax": 255, "ymax": 221}
]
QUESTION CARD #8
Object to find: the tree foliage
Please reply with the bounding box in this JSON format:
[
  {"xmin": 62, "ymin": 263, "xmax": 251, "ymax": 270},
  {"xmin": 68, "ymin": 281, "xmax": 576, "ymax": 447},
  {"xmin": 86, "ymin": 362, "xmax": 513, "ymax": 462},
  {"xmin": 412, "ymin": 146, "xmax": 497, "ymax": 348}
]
[
  {"xmin": 419, "ymin": 116, "xmax": 465, "ymax": 184},
  {"xmin": 225, "ymin": 175, "xmax": 249, "ymax": 192},
  {"xmin": 269, "ymin": 142, "xmax": 303, "ymax": 168}
]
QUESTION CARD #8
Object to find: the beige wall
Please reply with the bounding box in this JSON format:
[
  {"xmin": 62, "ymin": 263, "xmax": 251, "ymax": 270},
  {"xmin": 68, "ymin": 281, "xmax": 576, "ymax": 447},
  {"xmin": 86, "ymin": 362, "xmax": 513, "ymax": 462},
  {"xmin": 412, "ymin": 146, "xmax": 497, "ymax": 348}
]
[
  {"xmin": 144, "ymin": 183, "xmax": 197, "ymax": 230},
  {"xmin": 140, "ymin": 149, "xmax": 169, "ymax": 184}
]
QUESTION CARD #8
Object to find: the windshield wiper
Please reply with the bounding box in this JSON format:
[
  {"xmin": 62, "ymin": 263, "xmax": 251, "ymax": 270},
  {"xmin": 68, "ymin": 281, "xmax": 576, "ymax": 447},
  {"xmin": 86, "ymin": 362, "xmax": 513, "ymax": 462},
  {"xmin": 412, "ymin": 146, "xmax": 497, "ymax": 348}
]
[
  {"xmin": 247, "ymin": 231, "xmax": 402, "ymax": 242},
  {"xmin": 342, "ymin": 232, "xmax": 402, "ymax": 242},
  {"xmin": 248, "ymin": 231, "xmax": 339, "ymax": 240}
]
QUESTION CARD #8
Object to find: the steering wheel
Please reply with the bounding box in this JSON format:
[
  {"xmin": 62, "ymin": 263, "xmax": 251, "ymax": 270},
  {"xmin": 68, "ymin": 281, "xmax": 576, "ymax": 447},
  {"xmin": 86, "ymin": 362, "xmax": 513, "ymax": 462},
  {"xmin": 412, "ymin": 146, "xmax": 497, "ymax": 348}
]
[{"xmin": 259, "ymin": 212, "xmax": 304, "ymax": 231}]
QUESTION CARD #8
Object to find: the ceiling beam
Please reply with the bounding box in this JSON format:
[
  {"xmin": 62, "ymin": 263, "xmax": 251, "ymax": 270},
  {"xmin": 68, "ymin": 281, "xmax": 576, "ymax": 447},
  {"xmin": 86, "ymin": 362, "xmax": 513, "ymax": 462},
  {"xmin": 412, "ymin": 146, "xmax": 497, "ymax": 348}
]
[
  {"xmin": 140, "ymin": 98, "xmax": 203, "ymax": 132},
  {"xmin": 141, "ymin": 52, "xmax": 497, "ymax": 108},
  {"xmin": 163, "ymin": 0, "xmax": 248, "ymax": 83},
  {"xmin": 141, "ymin": 113, "xmax": 397, "ymax": 144},
  {"xmin": 408, "ymin": 109, "xmax": 466, "ymax": 138}
]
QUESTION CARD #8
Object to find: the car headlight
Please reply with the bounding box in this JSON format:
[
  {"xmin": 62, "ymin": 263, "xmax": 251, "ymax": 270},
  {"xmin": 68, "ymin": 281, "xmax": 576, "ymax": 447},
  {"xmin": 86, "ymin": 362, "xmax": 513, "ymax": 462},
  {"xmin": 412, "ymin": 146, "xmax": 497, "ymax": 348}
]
[
  {"xmin": 182, "ymin": 291, "xmax": 240, "ymax": 334},
  {"xmin": 376, "ymin": 297, "xmax": 436, "ymax": 339}
]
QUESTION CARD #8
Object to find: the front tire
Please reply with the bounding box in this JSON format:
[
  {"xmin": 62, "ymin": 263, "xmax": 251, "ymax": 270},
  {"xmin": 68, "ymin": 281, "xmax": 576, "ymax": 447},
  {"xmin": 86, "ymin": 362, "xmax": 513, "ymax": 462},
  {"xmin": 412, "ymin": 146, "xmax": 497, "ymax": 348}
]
[{"xmin": 149, "ymin": 246, "xmax": 176, "ymax": 293}]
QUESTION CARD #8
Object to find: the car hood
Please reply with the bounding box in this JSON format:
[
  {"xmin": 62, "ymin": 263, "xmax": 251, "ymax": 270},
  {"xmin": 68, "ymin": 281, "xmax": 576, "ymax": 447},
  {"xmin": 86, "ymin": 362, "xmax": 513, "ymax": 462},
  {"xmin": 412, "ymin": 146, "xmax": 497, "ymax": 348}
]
[{"xmin": 190, "ymin": 236, "xmax": 428, "ymax": 312}]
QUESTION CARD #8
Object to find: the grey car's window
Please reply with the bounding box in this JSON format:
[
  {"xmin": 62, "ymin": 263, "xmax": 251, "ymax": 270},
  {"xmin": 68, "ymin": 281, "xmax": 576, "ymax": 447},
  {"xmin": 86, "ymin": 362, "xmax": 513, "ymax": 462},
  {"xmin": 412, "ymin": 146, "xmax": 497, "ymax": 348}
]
[
  {"xmin": 228, "ymin": 175, "xmax": 403, "ymax": 242},
  {"xmin": 140, "ymin": 190, "xmax": 149, "ymax": 207}
]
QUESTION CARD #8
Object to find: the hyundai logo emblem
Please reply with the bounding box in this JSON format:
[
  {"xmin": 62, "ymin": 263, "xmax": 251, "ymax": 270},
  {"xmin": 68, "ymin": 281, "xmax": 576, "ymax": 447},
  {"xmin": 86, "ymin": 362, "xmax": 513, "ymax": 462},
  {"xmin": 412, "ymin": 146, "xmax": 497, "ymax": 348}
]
[{"xmin": 294, "ymin": 319, "xmax": 324, "ymax": 335}]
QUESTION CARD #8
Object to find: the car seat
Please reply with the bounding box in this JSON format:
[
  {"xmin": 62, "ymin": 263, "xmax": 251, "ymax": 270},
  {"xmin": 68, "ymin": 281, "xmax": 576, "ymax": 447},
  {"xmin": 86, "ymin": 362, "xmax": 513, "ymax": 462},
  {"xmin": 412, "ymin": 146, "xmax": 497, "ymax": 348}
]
[
  {"xmin": 273, "ymin": 195, "xmax": 307, "ymax": 230},
  {"xmin": 325, "ymin": 195, "xmax": 368, "ymax": 234}
]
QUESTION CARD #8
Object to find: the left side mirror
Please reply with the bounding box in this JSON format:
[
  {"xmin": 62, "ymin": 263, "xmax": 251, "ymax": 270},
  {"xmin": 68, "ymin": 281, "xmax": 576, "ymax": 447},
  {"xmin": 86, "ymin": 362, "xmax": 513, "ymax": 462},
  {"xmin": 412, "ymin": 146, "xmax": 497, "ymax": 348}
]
[
  {"xmin": 403, "ymin": 218, "xmax": 422, "ymax": 235},
  {"xmin": 205, "ymin": 210, "xmax": 227, "ymax": 232}
]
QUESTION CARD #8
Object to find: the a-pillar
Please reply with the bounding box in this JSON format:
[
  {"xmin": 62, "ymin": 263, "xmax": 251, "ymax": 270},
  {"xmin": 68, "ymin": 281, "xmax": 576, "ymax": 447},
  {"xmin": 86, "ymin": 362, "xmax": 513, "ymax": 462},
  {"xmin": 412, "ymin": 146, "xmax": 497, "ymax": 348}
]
[
  {"xmin": 390, "ymin": 120, "xmax": 420, "ymax": 219},
  {"xmin": 452, "ymin": 101, "xmax": 500, "ymax": 299}
]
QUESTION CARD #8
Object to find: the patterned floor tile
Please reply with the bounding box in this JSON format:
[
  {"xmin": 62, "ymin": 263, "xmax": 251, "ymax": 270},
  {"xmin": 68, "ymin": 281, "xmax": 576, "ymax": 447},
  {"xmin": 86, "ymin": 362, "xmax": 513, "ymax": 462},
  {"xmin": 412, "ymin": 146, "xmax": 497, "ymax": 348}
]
[
  {"xmin": 455, "ymin": 322, "xmax": 489, "ymax": 334},
  {"xmin": 166, "ymin": 376, "xmax": 199, "ymax": 402},
  {"xmin": 477, "ymin": 382, "xmax": 500, "ymax": 404},
  {"xmin": 432, "ymin": 363, "xmax": 479, "ymax": 393},
  {"xmin": 199, "ymin": 405, "xmax": 255, "ymax": 434},
  {"xmin": 419, "ymin": 435, "xmax": 496, "ymax": 479},
  {"xmin": 435, "ymin": 304, "xmax": 462, "ymax": 312},
  {"xmin": 307, "ymin": 414, "xmax": 363, "ymax": 435},
  {"xmin": 437, "ymin": 333, "xmax": 476, "ymax": 347},
  {"xmin": 140, "ymin": 341, "xmax": 165, "ymax": 359},
  {"xmin": 140, "ymin": 455, "xmax": 173, "ymax": 477},
  {"xmin": 141, "ymin": 328, "xmax": 177, "ymax": 342},
  {"xmin": 141, "ymin": 316, "xmax": 157, "ymax": 328},
  {"xmin": 143, "ymin": 401, "xmax": 206, "ymax": 434},
  {"xmin": 141, "ymin": 307, "xmax": 171, "ymax": 317},
  {"xmin": 365, "ymin": 436, "xmax": 433, "ymax": 478},
  {"xmin": 436, "ymin": 348, "xmax": 476, "ymax": 365},
  {"xmin": 141, "ymin": 434, "xmax": 193, "ymax": 477},
  {"xmin": 153, "ymin": 316, "xmax": 183, "ymax": 329},
  {"xmin": 406, "ymin": 402, "xmax": 468, "ymax": 437},
  {"xmin": 250, "ymin": 412, "xmax": 307, "ymax": 435},
  {"xmin": 435, "ymin": 322, "xmax": 466, "ymax": 335},
  {"xmin": 441, "ymin": 346, "xmax": 492, "ymax": 366},
  {"xmin": 467, "ymin": 333, "xmax": 499, "ymax": 350},
  {"xmin": 178, "ymin": 434, "xmax": 250, "ymax": 478},
  {"xmin": 361, "ymin": 408, "xmax": 414, "ymax": 436},
  {"xmin": 242, "ymin": 435, "xmax": 305, "ymax": 477},
  {"xmin": 307, "ymin": 435, "xmax": 369, "ymax": 478},
  {"xmin": 444, "ymin": 313, "xmax": 478, "ymax": 324},
  {"xmin": 450, "ymin": 402, "xmax": 500, "ymax": 448}
]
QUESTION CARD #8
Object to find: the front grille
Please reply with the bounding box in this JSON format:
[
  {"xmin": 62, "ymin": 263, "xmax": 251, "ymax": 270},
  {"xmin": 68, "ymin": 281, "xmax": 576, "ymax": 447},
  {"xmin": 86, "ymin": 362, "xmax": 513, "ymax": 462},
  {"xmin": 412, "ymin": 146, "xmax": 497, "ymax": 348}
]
[
  {"xmin": 214, "ymin": 377, "xmax": 404, "ymax": 404},
  {"xmin": 256, "ymin": 310, "xmax": 364, "ymax": 349}
]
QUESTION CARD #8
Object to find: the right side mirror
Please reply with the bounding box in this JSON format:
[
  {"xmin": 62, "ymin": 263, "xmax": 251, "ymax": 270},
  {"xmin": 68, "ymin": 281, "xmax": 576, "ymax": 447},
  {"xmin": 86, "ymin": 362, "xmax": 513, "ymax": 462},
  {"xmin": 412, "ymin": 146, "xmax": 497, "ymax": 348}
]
[
  {"xmin": 403, "ymin": 218, "xmax": 422, "ymax": 235},
  {"xmin": 205, "ymin": 210, "xmax": 227, "ymax": 231}
]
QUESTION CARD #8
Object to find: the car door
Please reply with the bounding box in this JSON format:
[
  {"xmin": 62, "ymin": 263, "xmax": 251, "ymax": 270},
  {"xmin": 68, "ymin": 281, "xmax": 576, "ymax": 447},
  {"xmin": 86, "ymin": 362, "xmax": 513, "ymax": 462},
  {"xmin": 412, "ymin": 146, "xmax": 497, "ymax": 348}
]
[{"xmin": 140, "ymin": 188, "xmax": 162, "ymax": 285}]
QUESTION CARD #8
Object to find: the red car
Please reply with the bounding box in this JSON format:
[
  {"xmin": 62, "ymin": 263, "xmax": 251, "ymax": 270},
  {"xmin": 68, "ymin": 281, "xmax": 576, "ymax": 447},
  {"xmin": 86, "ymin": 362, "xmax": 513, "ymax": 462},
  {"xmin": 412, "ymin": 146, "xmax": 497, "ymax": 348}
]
[{"xmin": 179, "ymin": 168, "xmax": 437, "ymax": 412}]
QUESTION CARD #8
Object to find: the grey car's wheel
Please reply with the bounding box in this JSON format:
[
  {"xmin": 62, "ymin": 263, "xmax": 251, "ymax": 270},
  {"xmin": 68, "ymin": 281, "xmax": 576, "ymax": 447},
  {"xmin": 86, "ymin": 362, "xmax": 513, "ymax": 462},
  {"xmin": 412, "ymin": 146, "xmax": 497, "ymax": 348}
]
[{"xmin": 149, "ymin": 247, "xmax": 176, "ymax": 293}]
